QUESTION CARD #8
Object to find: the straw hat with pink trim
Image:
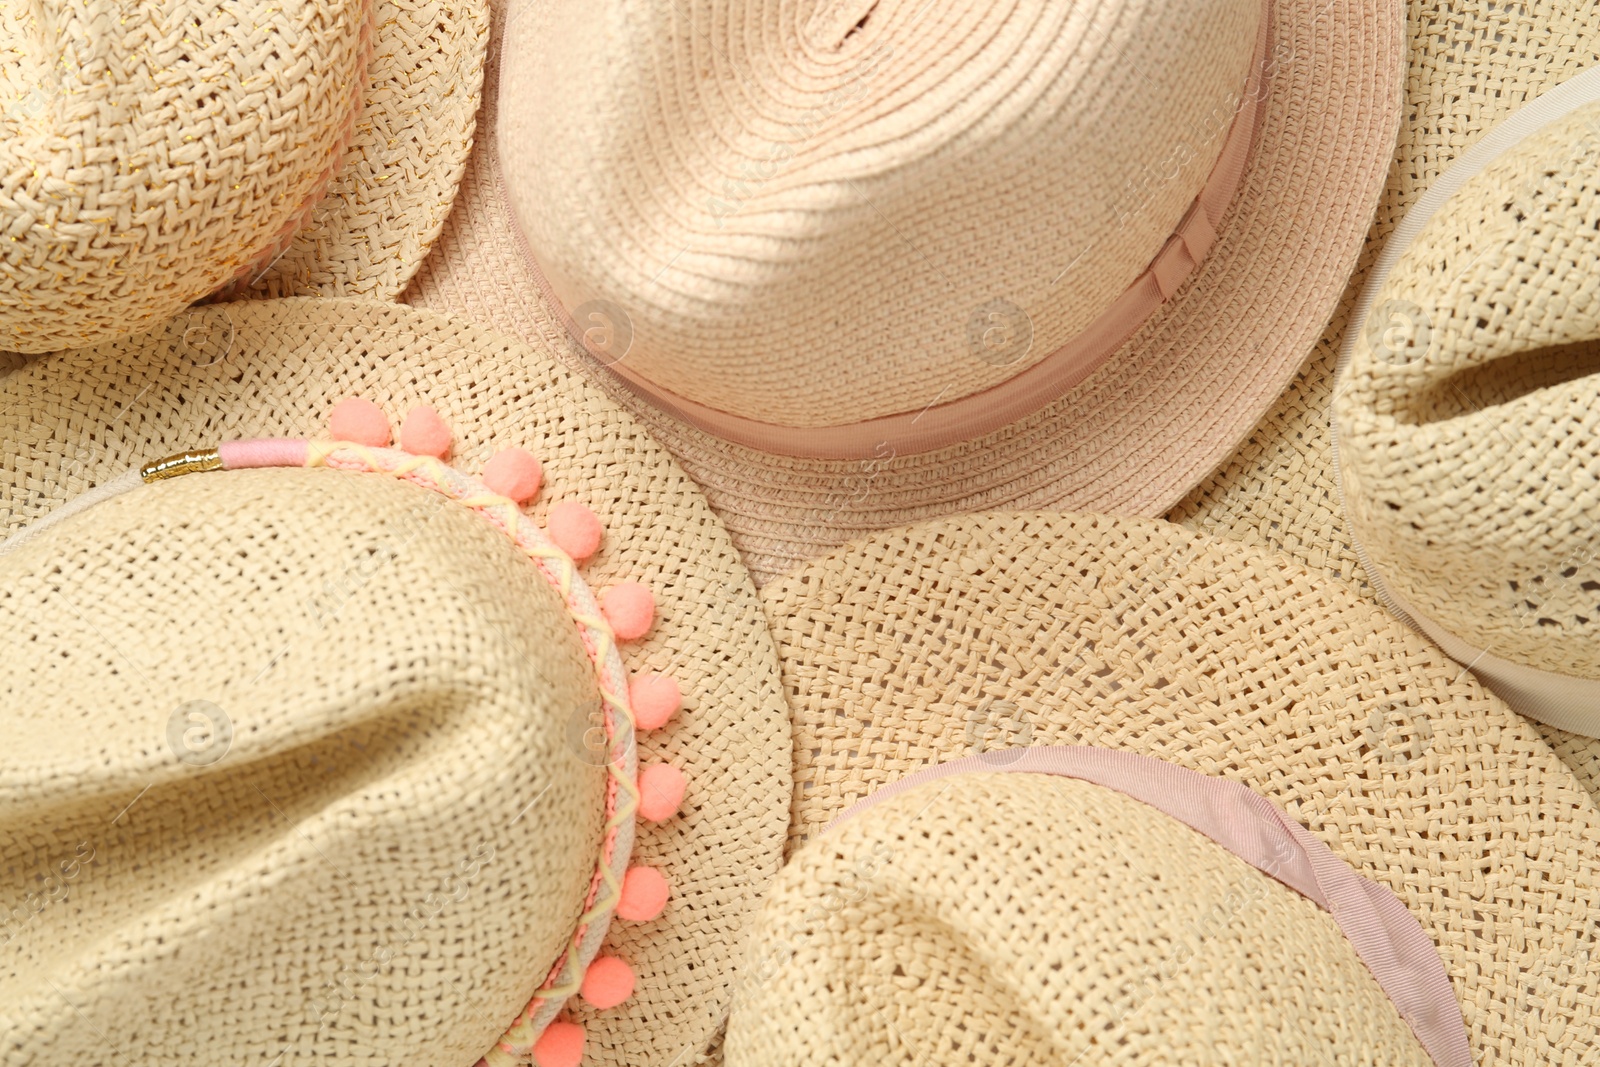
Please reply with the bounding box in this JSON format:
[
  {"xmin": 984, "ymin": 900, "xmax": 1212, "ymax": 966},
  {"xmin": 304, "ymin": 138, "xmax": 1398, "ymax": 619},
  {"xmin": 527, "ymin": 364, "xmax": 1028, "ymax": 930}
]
[
  {"xmin": 752, "ymin": 511, "xmax": 1600, "ymax": 1065},
  {"xmin": 0, "ymin": 299, "xmax": 792, "ymax": 1067},
  {"xmin": 0, "ymin": 0, "xmax": 489, "ymax": 353},
  {"xmin": 406, "ymin": 0, "xmax": 1405, "ymax": 583}
]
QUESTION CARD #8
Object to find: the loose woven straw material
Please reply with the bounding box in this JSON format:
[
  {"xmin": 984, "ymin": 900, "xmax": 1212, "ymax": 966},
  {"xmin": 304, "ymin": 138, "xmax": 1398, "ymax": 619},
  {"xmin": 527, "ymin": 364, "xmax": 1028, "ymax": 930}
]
[
  {"xmin": 1167, "ymin": 0, "xmax": 1600, "ymax": 795},
  {"xmin": 404, "ymin": 0, "xmax": 1404, "ymax": 584},
  {"xmin": 759, "ymin": 513, "xmax": 1600, "ymax": 1065},
  {"xmin": 0, "ymin": 0, "xmax": 375, "ymax": 354},
  {"xmin": 226, "ymin": 0, "xmax": 491, "ymax": 301},
  {"xmin": 1334, "ymin": 96, "xmax": 1600, "ymax": 721},
  {"xmin": 0, "ymin": 468, "xmax": 608, "ymax": 1065},
  {"xmin": 728, "ymin": 771, "xmax": 1439, "ymax": 1067},
  {"xmin": 0, "ymin": 299, "xmax": 793, "ymax": 1067}
]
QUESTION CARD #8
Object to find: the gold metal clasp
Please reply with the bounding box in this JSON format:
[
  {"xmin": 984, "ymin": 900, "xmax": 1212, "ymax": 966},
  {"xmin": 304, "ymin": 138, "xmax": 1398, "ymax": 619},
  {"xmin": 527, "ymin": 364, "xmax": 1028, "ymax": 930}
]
[{"xmin": 140, "ymin": 448, "xmax": 222, "ymax": 482}]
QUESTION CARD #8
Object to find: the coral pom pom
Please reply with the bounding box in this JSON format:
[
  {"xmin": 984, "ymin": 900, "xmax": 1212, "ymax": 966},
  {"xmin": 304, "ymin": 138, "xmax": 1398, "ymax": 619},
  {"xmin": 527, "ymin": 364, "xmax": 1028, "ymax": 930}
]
[
  {"xmin": 629, "ymin": 673, "xmax": 681, "ymax": 731},
  {"xmin": 602, "ymin": 583, "xmax": 654, "ymax": 641},
  {"xmin": 483, "ymin": 447, "xmax": 543, "ymax": 503},
  {"xmin": 328, "ymin": 397, "xmax": 390, "ymax": 447},
  {"xmin": 581, "ymin": 956, "xmax": 636, "ymax": 1010},
  {"xmin": 638, "ymin": 764, "xmax": 687, "ymax": 822},
  {"xmin": 548, "ymin": 500, "xmax": 602, "ymax": 562},
  {"xmin": 399, "ymin": 405, "xmax": 452, "ymax": 458},
  {"xmin": 616, "ymin": 866, "xmax": 669, "ymax": 922},
  {"xmin": 531, "ymin": 1021, "xmax": 585, "ymax": 1067}
]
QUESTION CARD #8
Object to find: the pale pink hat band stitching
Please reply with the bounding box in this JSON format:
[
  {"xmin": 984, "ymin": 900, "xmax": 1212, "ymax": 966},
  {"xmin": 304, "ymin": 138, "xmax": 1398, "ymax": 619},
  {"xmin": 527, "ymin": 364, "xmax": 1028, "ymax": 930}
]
[
  {"xmin": 516, "ymin": 0, "xmax": 1273, "ymax": 460},
  {"xmin": 828, "ymin": 745, "xmax": 1472, "ymax": 1067}
]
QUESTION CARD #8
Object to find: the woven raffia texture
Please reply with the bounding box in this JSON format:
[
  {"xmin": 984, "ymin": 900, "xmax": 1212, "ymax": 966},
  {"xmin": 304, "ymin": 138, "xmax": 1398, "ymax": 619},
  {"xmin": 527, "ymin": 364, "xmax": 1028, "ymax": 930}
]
[
  {"xmin": 727, "ymin": 773, "xmax": 1433, "ymax": 1066},
  {"xmin": 760, "ymin": 513, "xmax": 1600, "ymax": 1065},
  {"xmin": 0, "ymin": 0, "xmax": 373, "ymax": 353},
  {"xmin": 405, "ymin": 0, "xmax": 1403, "ymax": 582},
  {"xmin": 1167, "ymin": 0, "xmax": 1600, "ymax": 788},
  {"xmin": 0, "ymin": 299, "xmax": 793, "ymax": 1067},
  {"xmin": 0, "ymin": 468, "xmax": 605, "ymax": 1064},
  {"xmin": 504, "ymin": 0, "xmax": 1256, "ymax": 424},
  {"xmin": 1336, "ymin": 102, "xmax": 1600, "ymax": 679},
  {"xmin": 230, "ymin": 0, "xmax": 490, "ymax": 300}
]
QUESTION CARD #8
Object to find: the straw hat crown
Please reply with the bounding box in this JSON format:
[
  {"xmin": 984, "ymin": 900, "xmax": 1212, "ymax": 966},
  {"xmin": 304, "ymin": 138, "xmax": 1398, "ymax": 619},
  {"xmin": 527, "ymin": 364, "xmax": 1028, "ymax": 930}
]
[
  {"xmin": 0, "ymin": 466, "xmax": 610, "ymax": 1064},
  {"xmin": 1335, "ymin": 100, "xmax": 1600, "ymax": 682},
  {"xmin": 0, "ymin": 0, "xmax": 374, "ymax": 352},
  {"xmin": 728, "ymin": 770, "xmax": 1440, "ymax": 1066},
  {"xmin": 503, "ymin": 0, "xmax": 1261, "ymax": 427}
]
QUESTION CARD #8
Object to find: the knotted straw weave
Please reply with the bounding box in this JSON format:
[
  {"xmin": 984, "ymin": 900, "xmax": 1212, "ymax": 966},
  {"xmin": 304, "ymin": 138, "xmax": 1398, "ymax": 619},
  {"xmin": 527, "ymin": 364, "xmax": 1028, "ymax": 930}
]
[
  {"xmin": 1168, "ymin": 0, "xmax": 1600, "ymax": 792},
  {"xmin": 230, "ymin": 0, "xmax": 491, "ymax": 300},
  {"xmin": 1336, "ymin": 101, "xmax": 1600, "ymax": 680},
  {"xmin": 760, "ymin": 513, "xmax": 1600, "ymax": 1065},
  {"xmin": 0, "ymin": 0, "xmax": 374, "ymax": 353},
  {"xmin": 728, "ymin": 773, "xmax": 1435, "ymax": 1066},
  {"xmin": 0, "ymin": 468, "xmax": 607, "ymax": 1065},
  {"xmin": 0, "ymin": 298, "xmax": 793, "ymax": 1067}
]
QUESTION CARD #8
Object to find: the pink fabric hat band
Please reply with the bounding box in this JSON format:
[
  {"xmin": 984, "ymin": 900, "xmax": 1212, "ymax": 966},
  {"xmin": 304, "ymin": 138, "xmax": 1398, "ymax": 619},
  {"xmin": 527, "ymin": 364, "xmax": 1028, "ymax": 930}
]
[
  {"xmin": 829, "ymin": 746, "xmax": 1472, "ymax": 1067},
  {"xmin": 536, "ymin": 1, "xmax": 1273, "ymax": 460}
]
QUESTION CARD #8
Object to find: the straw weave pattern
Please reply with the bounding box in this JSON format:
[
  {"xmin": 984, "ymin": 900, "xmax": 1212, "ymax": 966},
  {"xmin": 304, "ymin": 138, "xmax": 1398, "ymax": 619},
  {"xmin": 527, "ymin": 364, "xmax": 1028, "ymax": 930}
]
[
  {"xmin": 0, "ymin": 468, "xmax": 605, "ymax": 1065},
  {"xmin": 727, "ymin": 773, "xmax": 1433, "ymax": 1065},
  {"xmin": 0, "ymin": 0, "xmax": 374, "ymax": 352},
  {"xmin": 760, "ymin": 512, "xmax": 1600, "ymax": 1064},
  {"xmin": 234, "ymin": 0, "xmax": 491, "ymax": 299},
  {"xmin": 0, "ymin": 299, "xmax": 794, "ymax": 1067},
  {"xmin": 1336, "ymin": 102, "xmax": 1600, "ymax": 679},
  {"xmin": 1167, "ymin": 0, "xmax": 1600, "ymax": 792}
]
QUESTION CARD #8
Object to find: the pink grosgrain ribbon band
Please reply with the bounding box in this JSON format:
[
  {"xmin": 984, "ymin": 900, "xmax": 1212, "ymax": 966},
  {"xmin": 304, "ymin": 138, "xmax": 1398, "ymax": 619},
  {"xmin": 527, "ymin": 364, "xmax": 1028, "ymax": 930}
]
[{"xmin": 828, "ymin": 746, "xmax": 1472, "ymax": 1067}]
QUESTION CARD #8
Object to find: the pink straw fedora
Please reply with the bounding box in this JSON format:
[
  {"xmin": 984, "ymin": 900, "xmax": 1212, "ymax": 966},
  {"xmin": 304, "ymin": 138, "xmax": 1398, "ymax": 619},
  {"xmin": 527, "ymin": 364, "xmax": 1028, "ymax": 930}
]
[{"xmin": 404, "ymin": 0, "xmax": 1406, "ymax": 582}]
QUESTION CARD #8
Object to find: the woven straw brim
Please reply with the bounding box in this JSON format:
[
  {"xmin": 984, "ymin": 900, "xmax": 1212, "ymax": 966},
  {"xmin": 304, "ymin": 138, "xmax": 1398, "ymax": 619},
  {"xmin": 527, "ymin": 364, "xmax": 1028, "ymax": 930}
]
[
  {"xmin": 1168, "ymin": 0, "xmax": 1600, "ymax": 807},
  {"xmin": 403, "ymin": 0, "xmax": 1404, "ymax": 584},
  {"xmin": 729, "ymin": 771, "xmax": 1436, "ymax": 1066},
  {"xmin": 759, "ymin": 513, "xmax": 1600, "ymax": 1064},
  {"xmin": 0, "ymin": 299, "xmax": 793, "ymax": 1067},
  {"xmin": 228, "ymin": 0, "xmax": 490, "ymax": 301}
]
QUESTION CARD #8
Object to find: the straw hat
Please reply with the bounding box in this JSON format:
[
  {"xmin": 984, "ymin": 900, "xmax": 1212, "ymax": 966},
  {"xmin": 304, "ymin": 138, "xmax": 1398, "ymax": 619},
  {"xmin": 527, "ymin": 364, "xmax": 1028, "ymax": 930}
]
[
  {"xmin": 1333, "ymin": 80, "xmax": 1600, "ymax": 734},
  {"xmin": 757, "ymin": 512, "xmax": 1600, "ymax": 1064},
  {"xmin": 0, "ymin": 0, "xmax": 488, "ymax": 353},
  {"xmin": 405, "ymin": 0, "xmax": 1406, "ymax": 583},
  {"xmin": 727, "ymin": 749, "xmax": 1470, "ymax": 1067},
  {"xmin": 0, "ymin": 299, "xmax": 792, "ymax": 1066},
  {"xmin": 1170, "ymin": 3, "xmax": 1600, "ymax": 779}
]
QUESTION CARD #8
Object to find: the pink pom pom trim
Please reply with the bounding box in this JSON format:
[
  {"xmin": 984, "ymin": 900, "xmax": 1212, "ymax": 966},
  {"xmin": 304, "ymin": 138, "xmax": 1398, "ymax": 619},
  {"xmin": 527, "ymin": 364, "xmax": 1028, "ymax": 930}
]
[
  {"xmin": 531, "ymin": 1021, "xmax": 585, "ymax": 1067},
  {"xmin": 616, "ymin": 866, "xmax": 669, "ymax": 922},
  {"xmin": 628, "ymin": 673, "xmax": 680, "ymax": 731},
  {"xmin": 602, "ymin": 583, "xmax": 654, "ymax": 641},
  {"xmin": 399, "ymin": 405, "xmax": 452, "ymax": 459},
  {"xmin": 548, "ymin": 500, "xmax": 602, "ymax": 562},
  {"xmin": 638, "ymin": 764, "xmax": 687, "ymax": 822},
  {"xmin": 328, "ymin": 397, "xmax": 390, "ymax": 447},
  {"xmin": 580, "ymin": 956, "xmax": 636, "ymax": 1010},
  {"xmin": 483, "ymin": 447, "xmax": 543, "ymax": 503}
]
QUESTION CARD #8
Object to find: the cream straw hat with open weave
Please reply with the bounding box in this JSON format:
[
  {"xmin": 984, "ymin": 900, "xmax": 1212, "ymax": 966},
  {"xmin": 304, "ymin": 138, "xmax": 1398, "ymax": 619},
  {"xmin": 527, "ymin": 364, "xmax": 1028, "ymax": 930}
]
[
  {"xmin": 758, "ymin": 513, "xmax": 1600, "ymax": 1065},
  {"xmin": 0, "ymin": 300, "xmax": 791, "ymax": 1067},
  {"xmin": 0, "ymin": 0, "xmax": 487, "ymax": 353},
  {"xmin": 727, "ymin": 752, "xmax": 1470, "ymax": 1067},
  {"xmin": 405, "ymin": 0, "xmax": 1404, "ymax": 583},
  {"xmin": 1171, "ymin": 0, "xmax": 1600, "ymax": 792}
]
